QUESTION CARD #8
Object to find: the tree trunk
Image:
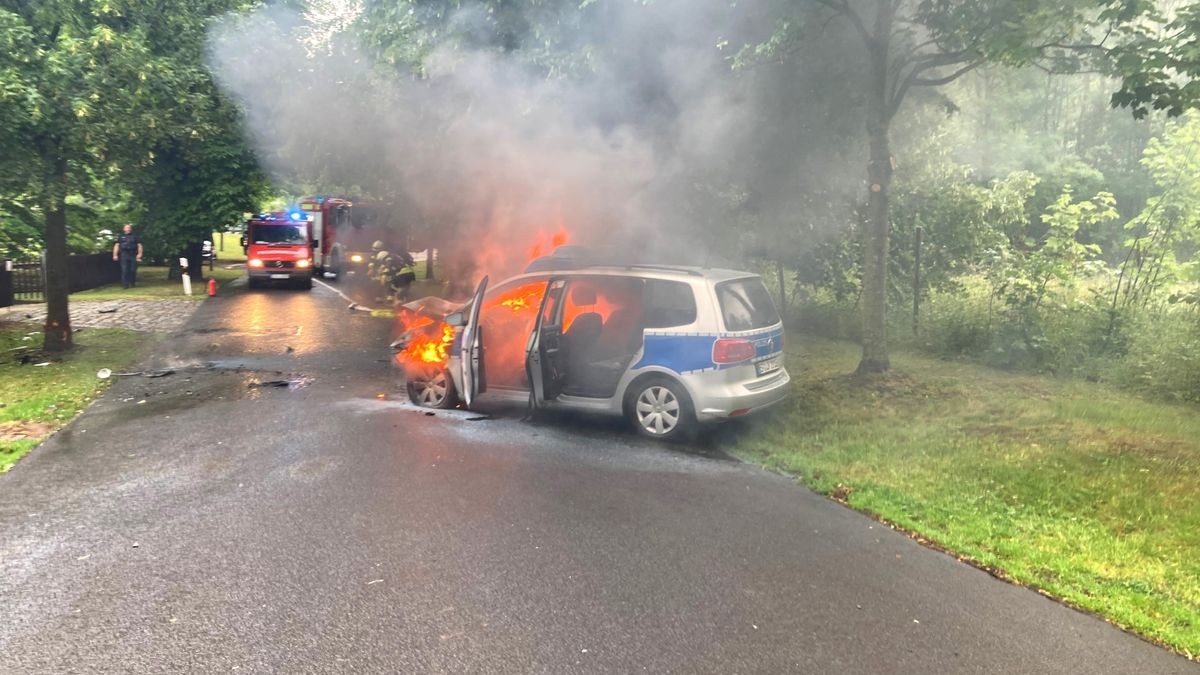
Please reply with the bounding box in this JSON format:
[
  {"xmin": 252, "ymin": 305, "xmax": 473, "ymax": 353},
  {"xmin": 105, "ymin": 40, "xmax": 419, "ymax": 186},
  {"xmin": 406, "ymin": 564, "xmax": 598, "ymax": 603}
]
[
  {"xmin": 776, "ymin": 257, "xmax": 788, "ymax": 322},
  {"xmin": 184, "ymin": 241, "xmax": 205, "ymax": 281},
  {"xmin": 857, "ymin": 12, "xmax": 893, "ymax": 375},
  {"xmin": 42, "ymin": 180, "xmax": 72, "ymax": 352}
]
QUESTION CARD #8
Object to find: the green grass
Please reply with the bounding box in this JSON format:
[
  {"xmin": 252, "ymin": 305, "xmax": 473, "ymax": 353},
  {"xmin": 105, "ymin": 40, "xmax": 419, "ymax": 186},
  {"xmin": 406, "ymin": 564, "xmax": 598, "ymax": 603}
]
[
  {"xmin": 71, "ymin": 265, "xmax": 243, "ymax": 302},
  {"xmin": 732, "ymin": 336, "xmax": 1199, "ymax": 659},
  {"xmin": 212, "ymin": 230, "xmax": 246, "ymax": 262},
  {"xmin": 0, "ymin": 325, "xmax": 150, "ymax": 472}
]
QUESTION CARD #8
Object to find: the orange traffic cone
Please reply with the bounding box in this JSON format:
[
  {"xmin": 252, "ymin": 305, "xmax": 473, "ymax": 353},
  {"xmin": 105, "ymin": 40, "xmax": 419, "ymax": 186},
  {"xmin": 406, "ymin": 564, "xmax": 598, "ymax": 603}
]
[{"xmin": 207, "ymin": 278, "xmax": 217, "ymax": 296}]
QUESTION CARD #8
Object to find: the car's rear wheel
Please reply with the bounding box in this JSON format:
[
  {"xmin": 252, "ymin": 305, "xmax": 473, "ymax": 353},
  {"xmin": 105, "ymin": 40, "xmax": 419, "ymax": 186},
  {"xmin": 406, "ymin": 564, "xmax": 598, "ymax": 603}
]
[
  {"xmin": 625, "ymin": 376, "xmax": 695, "ymax": 441},
  {"xmin": 406, "ymin": 366, "xmax": 458, "ymax": 409}
]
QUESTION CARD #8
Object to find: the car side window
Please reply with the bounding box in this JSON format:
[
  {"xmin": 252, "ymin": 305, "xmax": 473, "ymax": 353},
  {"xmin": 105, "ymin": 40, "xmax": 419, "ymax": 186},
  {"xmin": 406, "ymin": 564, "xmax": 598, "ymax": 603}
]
[{"xmin": 642, "ymin": 280, "xmax": 696, "ymax": 328}]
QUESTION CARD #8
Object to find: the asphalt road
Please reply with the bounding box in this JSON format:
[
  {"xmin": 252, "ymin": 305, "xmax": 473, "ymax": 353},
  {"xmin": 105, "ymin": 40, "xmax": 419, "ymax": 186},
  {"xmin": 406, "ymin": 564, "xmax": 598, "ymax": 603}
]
[{"xmin": 0, "ymin": 278, "xmax": 1194, "ymax": 673}]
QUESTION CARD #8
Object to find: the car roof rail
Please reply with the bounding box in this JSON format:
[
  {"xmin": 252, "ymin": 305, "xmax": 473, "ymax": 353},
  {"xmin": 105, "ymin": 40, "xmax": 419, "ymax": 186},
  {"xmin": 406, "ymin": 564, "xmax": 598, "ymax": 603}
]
[{"xmin": 620, "ymin": 264, "xmax": 705, "ymax": 277}]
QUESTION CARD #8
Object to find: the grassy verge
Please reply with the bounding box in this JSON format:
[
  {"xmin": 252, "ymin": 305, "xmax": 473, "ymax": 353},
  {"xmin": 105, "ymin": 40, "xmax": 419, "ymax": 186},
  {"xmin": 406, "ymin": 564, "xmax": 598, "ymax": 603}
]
[
  {"xmin": 732, "ymin": 336, "xmax": 1199, "ymax": 658},
  {"xmin": 71, "ymin": 265, "xmax": 243, "ymax": 302},
  {"xmin": 213, "ymin": 230, "xmax": 247, "ymax": 262},
  {"xmin": 0, "ymin": 325, "xmax": 150, "ymax": 472}
]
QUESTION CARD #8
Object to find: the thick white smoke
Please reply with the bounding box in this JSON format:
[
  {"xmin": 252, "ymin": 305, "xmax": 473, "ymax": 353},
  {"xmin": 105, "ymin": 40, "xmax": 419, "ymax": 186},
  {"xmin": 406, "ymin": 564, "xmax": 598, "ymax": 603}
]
[{"xmin": 206, "ymin": 0, "xmax": 862, "ymax": 282}]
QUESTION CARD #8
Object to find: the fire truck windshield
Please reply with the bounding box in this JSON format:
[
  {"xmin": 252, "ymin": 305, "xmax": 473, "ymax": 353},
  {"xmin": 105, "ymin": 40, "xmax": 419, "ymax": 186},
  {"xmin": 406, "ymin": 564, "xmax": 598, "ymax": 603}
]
[{"xmin": 252, "ymin": 224, "xmax": 307, "ymax": 245}]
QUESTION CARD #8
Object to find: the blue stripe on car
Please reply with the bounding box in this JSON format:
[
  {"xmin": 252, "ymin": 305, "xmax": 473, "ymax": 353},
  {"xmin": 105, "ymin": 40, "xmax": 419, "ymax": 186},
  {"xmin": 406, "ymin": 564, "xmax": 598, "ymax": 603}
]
[{"xmin": 631, "ymin": 327, "xmax": 783, "ymax": 374}]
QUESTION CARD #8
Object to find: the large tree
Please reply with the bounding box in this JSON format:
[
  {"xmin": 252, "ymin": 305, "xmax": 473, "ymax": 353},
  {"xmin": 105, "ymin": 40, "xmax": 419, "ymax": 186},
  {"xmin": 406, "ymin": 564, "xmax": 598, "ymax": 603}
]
[
  {"xmin": 130, "ymin": 96, "xmax": 270, "ymax": 279},
  {"xmin": 747, "ymin": 0, "xmax": 1123, "ymax": 373},
  {"xmin": 0, "ymin": 1, "xmax": 258, "ymax": 351}
]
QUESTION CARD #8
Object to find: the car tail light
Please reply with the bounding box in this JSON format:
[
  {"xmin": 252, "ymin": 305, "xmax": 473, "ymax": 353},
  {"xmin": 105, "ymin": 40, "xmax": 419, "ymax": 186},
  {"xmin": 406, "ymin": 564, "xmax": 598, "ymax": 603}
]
[
  {"xmin": 713, "ymin": 338, "xmax": 755, "ymax": 364},
  {"xmin": 248, "ymin": 258, "xmax": 264, "ymax": 268}
]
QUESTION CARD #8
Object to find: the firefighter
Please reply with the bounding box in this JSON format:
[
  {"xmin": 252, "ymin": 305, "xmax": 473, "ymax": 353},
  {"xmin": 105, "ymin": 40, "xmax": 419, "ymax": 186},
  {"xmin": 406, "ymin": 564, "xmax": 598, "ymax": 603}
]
[
  {"xmin": 371, "ymin": 241, "xmax": 417, "ymax": 302},
  {"xmin": 395, "ymin": 252, "xmax": 417, "ymax": 301},
  {"xmin": 112, "ymin": 223, "xmax": 143, "ymax": 289}
]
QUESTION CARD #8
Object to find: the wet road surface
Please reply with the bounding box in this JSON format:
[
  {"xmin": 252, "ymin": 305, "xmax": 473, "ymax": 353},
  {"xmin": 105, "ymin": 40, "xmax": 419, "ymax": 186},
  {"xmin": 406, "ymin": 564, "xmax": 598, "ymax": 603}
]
[{"xmin": 0, "ymin": 278, "xmax": 1194, "ymax": 673}]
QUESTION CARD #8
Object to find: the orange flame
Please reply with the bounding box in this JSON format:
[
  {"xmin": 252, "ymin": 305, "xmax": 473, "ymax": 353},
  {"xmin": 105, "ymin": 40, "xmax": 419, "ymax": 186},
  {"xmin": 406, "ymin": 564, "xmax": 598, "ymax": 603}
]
[
  {"xmin": 402, "ymin": 323, "xmax": 455, "ymax": 366},
  {"xmin": 500, "ymin": 296, "xmax": 529, "ymax": 312},
  {"xmin": 528, "ymin": 227, "xmax": 570, "ymax": 261}
]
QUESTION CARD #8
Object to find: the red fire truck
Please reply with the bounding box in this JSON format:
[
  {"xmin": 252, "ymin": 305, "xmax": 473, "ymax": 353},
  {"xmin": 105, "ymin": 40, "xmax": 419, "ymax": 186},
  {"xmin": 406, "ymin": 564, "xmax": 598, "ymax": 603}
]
[
  {"xmin": 297, "ymin": 196, "xmax": 409, "ymax": 279},
  {"xmin": 242, "ymin": 211, "xmax": 314, "ymax": 290}
]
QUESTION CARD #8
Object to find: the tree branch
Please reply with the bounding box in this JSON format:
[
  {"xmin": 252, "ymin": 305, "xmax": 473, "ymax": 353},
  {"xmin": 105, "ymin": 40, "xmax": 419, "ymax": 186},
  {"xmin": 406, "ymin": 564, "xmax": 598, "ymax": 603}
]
[
  {"xmin": 810, "ymin": 0, "xmax": 872, "ymax": 44},
  {"xmin": 911, "ymin": 59, "xmax": 986, "ymax": 87},
  {"xmin": 886, "ymin": 56, "xmax": 983, "ymax": 120}
]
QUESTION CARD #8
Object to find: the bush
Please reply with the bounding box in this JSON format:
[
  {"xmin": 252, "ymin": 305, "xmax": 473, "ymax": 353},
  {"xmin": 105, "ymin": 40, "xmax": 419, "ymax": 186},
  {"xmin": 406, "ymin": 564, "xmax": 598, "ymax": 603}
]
[
  {"xmin": 1111, "ymin": 311, "xmax": 1200, "ymax": 403},
  {"xmin": 795, "ymin": 278, "xmax": 1200, "ymax": 403},
  {"xmin": 795, "ymin": 292, "xmax": 862, "ymax": 342},
  {"xmin": 921, "ymin": 290, "xmax": 993, "ymax": 358}
]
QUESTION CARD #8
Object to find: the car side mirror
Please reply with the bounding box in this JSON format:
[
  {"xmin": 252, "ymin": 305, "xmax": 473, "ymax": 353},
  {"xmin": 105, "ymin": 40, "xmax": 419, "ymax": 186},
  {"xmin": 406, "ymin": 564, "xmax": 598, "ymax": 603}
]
[{"xmin": 445, "ymin": 311, "xmax": 465, "ymax": 327}]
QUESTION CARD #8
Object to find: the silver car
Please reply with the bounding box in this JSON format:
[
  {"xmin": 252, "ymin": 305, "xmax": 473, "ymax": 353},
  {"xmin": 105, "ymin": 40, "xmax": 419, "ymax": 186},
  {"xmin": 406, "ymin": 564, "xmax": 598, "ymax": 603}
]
[{"xmin": 398, "ymin": 264, "xmax": 790, "ymax": 441}]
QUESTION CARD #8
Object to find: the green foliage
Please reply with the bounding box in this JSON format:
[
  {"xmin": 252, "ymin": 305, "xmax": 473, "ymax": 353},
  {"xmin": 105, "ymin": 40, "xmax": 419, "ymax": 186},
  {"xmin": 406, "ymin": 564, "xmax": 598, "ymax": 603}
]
[
  {"xmin": 889, "ymin": 124, "xmax": 1038, "ymax": 297},
  {"xmin": 0, "ymin": 0, "xmax": 267, "ymax": 342},
  {"xmin": 1114, "ymin": 113, "xmax": 1200, "ymax": 308},
  {"xmin": 1014, "ymin": 188, "xmax": 1115, "ymax": 308},
  {"xmin": 130, "ymin": 98, "xmax": 270, "ymax": 259},
  {"xmin": 1112, "ymin": 310, "xmax": 1200, "ymax": 404},
  {"xmin": 1107, "ymin": 0, "xmax": 1200, "ymax": 118}
]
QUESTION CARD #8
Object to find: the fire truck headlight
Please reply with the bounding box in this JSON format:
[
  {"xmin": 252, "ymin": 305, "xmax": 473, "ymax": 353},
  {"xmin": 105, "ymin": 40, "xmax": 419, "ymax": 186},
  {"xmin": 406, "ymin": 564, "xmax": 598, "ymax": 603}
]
[
  {"xmin": 248, "ymin": 258, "xmax": 264, "ymax": 268},
  {"xmin": 296, "ymin": 259, "xmax": 311, "ymax": 269},
  {"xmin": 350, "ymin": 253, "xmax": 364, "ymax": 264}
]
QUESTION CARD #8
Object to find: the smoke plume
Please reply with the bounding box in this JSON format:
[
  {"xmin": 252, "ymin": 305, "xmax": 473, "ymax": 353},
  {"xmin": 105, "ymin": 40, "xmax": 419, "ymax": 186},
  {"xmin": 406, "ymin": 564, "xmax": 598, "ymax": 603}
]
[{"xmin": 207, "ymin": 0, "xmax": 863, "ymax": 282}]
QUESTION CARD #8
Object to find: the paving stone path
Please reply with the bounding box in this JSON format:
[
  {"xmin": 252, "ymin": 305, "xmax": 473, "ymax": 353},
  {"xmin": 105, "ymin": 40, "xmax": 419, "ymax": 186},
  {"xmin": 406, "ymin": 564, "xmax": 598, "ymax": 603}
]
[{"xmin": 0, "ymin": 299, "xmax": 203, "ymax": 333}]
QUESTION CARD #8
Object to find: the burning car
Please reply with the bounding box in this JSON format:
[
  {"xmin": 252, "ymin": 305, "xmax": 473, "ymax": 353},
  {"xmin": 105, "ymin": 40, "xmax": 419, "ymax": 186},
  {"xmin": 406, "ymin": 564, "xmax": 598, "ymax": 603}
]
[{"xmin": 392, "ymin": 262, "xmax": 790, "ymax": 441}]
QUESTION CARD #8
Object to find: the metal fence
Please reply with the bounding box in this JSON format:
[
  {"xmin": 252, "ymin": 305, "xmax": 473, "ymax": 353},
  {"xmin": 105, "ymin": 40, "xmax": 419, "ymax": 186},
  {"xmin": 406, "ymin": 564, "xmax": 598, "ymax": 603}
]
[
  {"xmin": 0, "ymin": 253, "xmax": 122, "ymax": 308},
  {"xmin": 0, "ymin": 259, "xmax": 44, "ymax": 306}
]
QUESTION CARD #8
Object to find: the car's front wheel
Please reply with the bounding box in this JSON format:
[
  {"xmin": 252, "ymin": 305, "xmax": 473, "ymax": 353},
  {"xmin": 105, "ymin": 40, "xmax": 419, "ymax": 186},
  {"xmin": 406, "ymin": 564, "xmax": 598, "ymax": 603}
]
[
  {"xmin": 625, "ymin": 376, "xmax": 695, "ymax": 441},
  {"xmin": 406, "ymin": 366, "xmax": 459, "ymax": 409}
]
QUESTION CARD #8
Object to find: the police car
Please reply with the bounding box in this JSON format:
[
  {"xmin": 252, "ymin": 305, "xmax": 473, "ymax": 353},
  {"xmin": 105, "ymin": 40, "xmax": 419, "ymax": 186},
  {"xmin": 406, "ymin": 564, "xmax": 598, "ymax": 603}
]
[{"xmin": 398, "ymin": 257, "xmax": 790, "ymax": 441}]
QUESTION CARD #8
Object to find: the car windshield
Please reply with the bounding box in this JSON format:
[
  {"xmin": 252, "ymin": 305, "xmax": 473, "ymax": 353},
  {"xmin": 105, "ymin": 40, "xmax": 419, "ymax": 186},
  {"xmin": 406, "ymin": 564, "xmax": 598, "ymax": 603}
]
[
  {"xmin": 716, "ymin": 278, "xmax": 780, "ymax": 331},
  {"xmin": 252, "ymin": 224, "xmax": 307, "ymax": 245}
]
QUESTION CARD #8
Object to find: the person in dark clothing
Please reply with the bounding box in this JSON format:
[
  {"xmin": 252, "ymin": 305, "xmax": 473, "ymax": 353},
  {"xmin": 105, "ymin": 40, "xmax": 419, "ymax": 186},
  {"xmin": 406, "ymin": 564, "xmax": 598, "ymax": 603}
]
[{"xmin": 112, "ymin": 224, "xmax": 143, "ymax": 289}]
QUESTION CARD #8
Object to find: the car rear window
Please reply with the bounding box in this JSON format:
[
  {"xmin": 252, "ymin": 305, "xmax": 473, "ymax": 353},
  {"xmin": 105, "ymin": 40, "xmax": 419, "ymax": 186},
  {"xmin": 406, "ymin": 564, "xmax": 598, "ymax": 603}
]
[
  {"xmin": 717, "ymin": 278, "xmax": 780, "ymax": 331},
  {"xmin": 643, "ymin": 280, "xmax": 696, "ymax": 328}
]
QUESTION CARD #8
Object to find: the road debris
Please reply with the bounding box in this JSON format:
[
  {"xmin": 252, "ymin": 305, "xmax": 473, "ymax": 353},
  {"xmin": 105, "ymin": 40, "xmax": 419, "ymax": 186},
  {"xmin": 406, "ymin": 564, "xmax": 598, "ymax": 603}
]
[
  {"xmin": 250, "ymin": 380, "xmax": 290, "ymax": 388},
  {"xmin": 97, "ymin": 308, "xmax": 118, "ymax": 314},
  {"xmin": 96, "ymin": 368, "xmax": 112, "ymax": 379},
  {"xmin": 116, "ymin": 369, "xmax": 176, "ymax": 378}
]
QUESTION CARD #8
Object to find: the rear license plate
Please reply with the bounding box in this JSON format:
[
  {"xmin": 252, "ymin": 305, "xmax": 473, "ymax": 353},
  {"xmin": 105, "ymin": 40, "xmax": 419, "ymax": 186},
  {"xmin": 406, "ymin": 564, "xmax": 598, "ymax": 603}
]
[
  {"xmin": 270, "ymin": 274, "xmax": 290, "ymax": 280},
  {"xmin": 755, "ymin": 355, "xmax": 782, "ymax": 376}
]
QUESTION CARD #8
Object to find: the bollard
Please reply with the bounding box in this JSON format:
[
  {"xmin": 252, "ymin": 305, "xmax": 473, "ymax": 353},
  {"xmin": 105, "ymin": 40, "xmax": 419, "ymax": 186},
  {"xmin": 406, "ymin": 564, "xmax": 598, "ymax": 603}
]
[{"xmin": 180, "ymin": 257, "xmax": 192, "ymax": 296}]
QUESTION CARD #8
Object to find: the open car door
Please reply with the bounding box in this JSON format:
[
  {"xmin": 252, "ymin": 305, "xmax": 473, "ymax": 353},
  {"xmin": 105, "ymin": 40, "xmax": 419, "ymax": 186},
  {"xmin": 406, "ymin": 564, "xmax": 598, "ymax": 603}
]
[
  {"xmin": 459, "ymin": 275, "xmax": 489, "ymax": 407},
  {"xmin": 526, "ymin": 279, "xmax": 568, "ymax": 407}
]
